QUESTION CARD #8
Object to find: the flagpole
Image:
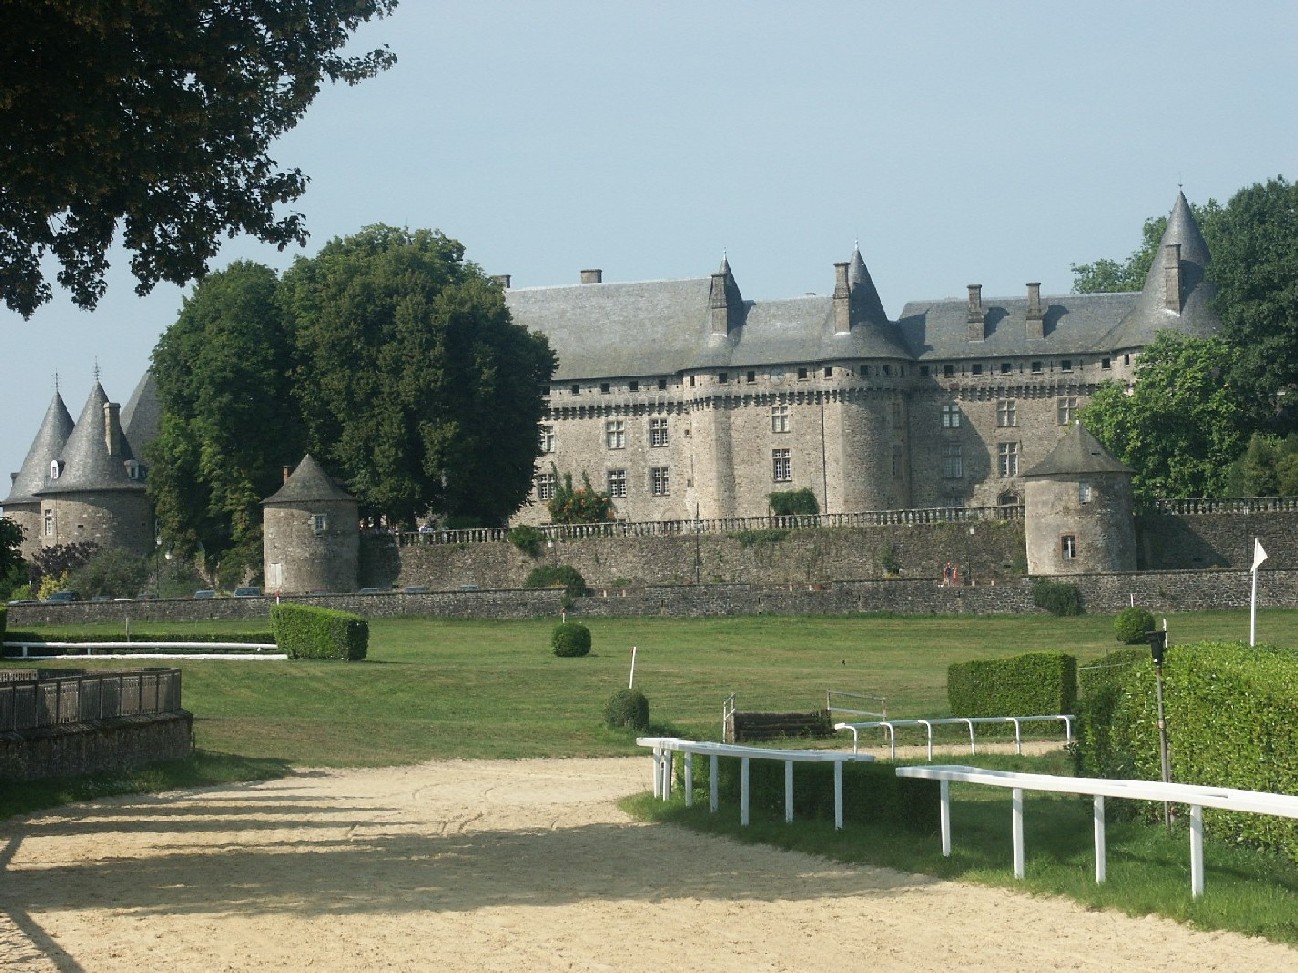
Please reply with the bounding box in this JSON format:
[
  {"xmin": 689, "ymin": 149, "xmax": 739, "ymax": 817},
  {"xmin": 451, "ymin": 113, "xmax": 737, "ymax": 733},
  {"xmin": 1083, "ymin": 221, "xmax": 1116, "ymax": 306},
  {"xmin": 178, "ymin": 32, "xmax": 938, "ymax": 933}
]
[{"xmin": 1250, "ymin": 536, "xmax": 1267, "ymax": 647}]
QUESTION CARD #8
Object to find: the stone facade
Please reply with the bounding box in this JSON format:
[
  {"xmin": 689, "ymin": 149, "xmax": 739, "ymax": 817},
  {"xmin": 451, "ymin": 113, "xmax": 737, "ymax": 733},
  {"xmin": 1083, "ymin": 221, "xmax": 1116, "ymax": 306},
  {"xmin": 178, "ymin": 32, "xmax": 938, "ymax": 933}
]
[
  {"xmin": 506, "ymin": 193, "xmax": 1218, "ymax": 528},
  {"xmin": 262, "ymin": 455, "xmax": 360, "ymax": 595}
]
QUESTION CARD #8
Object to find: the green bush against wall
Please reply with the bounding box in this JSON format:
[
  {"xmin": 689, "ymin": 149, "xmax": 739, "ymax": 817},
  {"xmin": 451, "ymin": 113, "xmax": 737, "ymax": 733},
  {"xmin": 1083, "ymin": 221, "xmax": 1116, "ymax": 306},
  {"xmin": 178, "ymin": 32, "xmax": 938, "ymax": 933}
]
[
  {"xmin": 947, "ymin": 651, "xmax": 1078, "ymax": 717},
  {"xmin": 270, "ymin": 603, "xmax": 368, "ymax": 660}
]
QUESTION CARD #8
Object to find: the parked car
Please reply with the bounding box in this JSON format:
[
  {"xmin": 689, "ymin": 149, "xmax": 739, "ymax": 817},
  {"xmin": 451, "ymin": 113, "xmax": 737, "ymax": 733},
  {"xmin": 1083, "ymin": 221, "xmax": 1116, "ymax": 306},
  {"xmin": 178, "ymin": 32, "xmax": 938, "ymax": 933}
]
[
  {"xmin": 232, "ymin": 586, "xmax": 262, "ymax": 598},
  {"xmin": 42, "ymin": 590, "xmax": 80, "ymax": 604},
  {"xmin": 193, "ymin": 589, "xmax": 217, "ymax": 599}
]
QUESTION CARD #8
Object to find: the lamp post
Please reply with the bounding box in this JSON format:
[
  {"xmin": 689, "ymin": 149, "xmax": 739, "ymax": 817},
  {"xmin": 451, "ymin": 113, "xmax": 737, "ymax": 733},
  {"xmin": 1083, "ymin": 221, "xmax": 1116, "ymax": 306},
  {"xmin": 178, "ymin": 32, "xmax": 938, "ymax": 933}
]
[{"xmin": 1149, "ymin": 628, "xmax": 1172, "ymax": 829}]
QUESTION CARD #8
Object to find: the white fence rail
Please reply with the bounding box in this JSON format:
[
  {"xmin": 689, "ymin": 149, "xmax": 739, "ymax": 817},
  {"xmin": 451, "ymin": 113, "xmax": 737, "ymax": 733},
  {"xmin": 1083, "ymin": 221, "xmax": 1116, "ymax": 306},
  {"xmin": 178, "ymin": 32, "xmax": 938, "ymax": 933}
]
[
  {"xmin": 826, "ymin": 690, "xmax": 887, "ymax": 722},
  {"xmin": 4, "ymin": 641, "xmax": 283, "ymax": 660},
  {"xmin": 638, "ymin": 737, "xmax": 874, "ymax": 830},
  {"xmin": 835, "ymin": 715, "xmax": 1074, "ymax": 760},
  {"xmin": 895, "ymin": 764, "xmax": 1298, "ymax": 898}
]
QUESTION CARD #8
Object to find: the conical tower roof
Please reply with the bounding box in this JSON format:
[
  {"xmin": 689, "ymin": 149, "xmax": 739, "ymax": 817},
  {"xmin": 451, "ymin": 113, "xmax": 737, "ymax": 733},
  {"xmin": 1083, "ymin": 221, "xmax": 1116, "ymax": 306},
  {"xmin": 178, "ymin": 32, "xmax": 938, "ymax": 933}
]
[
  {"xmin": 847, "ymin": 243, "xmax": 889, "ymax": 326},
  {"xmin": 121, "ymin": 368, "xmax": 162, "ymax": 457},
  {"xmin": 1104, "ymin": 191, "xmax": 1222, "ymax": 351},
  {"xmin": 262, "ymin": 454, "xmax": 355, "ymax": 505},
  {"xmin": 37, "ymin": 382, "xmax": 141, "ymax": 495},
  {"xmin": 2, "ymin": 390, "xmax": 74, "ymax": 506},
  {"xmin": 1022, "ymin": 421, "xmax": 1132, "ymax": 478}
]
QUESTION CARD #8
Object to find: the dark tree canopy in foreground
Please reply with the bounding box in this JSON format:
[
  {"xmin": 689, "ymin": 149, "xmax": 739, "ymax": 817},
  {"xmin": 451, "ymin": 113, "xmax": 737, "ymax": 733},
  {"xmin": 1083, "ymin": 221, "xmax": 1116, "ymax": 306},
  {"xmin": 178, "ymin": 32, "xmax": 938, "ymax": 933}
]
[{"xmin": 0, "ymin": 0, "xmax": 396, "ymax": 317}]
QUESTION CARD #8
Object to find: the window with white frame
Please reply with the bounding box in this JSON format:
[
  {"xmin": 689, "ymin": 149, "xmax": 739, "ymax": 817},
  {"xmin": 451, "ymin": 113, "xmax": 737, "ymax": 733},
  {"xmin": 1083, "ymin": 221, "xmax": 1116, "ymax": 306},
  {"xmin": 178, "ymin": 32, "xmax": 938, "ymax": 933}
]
[
  {"xmin": 998, "ymin": 441, "xmax": 1019, "ymax": 477},
  {"xmin": 650, "ymin": 466, "xmax": 670, "ymax": 496},
  {"xmin": 941, "ymin": 403, "xmax": 961, "ymax": 428},
  {"xmin": 607, "ymin": 468, "xmax": 627, "ymax": 498},
  {"xmin": 538, "ymin": 425, "xmax": 555, "ymax": 453},
  {"xmin": 1079, "ymin": 481, "xmax": 1092, "ymax": 504},
  {"xmin": 312, "ymin": 513, "xmax": 328, "ymax": 533},
  {"xmin": 649, "ymin": 416, "xmax": 668, "ymax": 447},
  {"xmin": 536, "ymin": 471, "xmax": 556, "ymax": 501},
  {"xmin": 943, "ymin": 443, "xmax": 963, "ymax": 478},
  {"xmin": 43, "ymin": 508, "xmax": 53, "ymax": 536},
  {"xmin": 997, "ymin": 399, "xmax": 1017, "ymax": 427},
  {"xmin": 1062, "ymin": 534, "xmax": 1077, "ymax": 559},
  {"xmin": 772, "ymin": 448, "xmax": 791, "ymax": 482},
  {"xmin": 770, "ymin": 404, "xmax": 790, "ymax": 433},
  {"xmin": 605, "ymin": 419, "xmax": 625, "ymax": 449},
  {"xmin": 1057, "ymin": 396, "xmax": 1079, "ymax": 425}
]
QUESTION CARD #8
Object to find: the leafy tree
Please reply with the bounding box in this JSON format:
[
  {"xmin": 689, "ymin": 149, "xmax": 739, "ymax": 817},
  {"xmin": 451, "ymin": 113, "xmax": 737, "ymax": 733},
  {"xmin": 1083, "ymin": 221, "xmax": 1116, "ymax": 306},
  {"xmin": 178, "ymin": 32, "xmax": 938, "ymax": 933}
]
[
  {"xmin": 0, "ymin": 519, "xmax": 26, "ymax": 600},
  {"xmin": 547, "ymin": 468, "xmax": 615, "ymax": 524},
  {"xmin": 0, "ymin": 0, "xmax": 396, "ymax": 317},
  {"xmin": 29, "ymin": 541, "xmax": 99, "ymax": 588},
  {"xmin": 68, "ymin": 549, "xmax": 151, "ymax": 599},
  {"xmin": 148, "ymin": 260, "xmax": 304, "ymax": 568},
  {"xmin": 1079, "ymin": 334, "xmax": 1251, "ymax": 505},
  {"xmin": 1224, "ymin": 432, "xmax": 1298, "ymax": 497},
  {"xmin": 285, "ymin": 225, "xmax": 556, "ymax": 526}
]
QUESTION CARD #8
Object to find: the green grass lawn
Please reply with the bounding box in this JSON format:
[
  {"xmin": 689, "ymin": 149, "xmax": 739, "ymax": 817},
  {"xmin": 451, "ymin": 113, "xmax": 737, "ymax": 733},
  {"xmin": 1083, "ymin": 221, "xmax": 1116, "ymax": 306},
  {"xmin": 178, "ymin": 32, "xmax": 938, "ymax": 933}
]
[{"xmin": 6, "ymin": 608, "xmax": 1298, "ymax": 945}]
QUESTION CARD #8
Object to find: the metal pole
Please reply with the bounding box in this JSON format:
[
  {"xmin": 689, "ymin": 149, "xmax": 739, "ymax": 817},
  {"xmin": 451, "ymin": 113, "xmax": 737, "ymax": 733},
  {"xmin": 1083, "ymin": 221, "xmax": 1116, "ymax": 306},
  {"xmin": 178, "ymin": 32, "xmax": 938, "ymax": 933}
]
[{"xmin": 1154, "ymin": 659, "xmax": 1171, "ymax": 830}]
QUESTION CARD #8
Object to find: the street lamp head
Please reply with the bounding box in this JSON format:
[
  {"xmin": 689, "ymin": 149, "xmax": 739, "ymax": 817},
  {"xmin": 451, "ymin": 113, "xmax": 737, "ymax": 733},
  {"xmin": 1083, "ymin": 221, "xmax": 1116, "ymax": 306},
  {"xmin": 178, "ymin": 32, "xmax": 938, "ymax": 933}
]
[{"xmin": 1147, "ymin": 629, "xmax": 1168, "ymax": 665}]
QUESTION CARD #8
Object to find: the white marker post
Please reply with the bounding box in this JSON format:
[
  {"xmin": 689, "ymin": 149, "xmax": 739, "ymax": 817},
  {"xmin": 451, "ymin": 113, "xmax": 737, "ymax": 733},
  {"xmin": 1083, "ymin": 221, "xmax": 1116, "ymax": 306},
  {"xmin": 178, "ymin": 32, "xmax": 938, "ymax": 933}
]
[
  {"xmin": 629, "ymin": 645, "xmax": 638, "ymax": 689},
  {"xmin": 1250, "ymin": 538, "xmax": 1268, "ymax": 647}
]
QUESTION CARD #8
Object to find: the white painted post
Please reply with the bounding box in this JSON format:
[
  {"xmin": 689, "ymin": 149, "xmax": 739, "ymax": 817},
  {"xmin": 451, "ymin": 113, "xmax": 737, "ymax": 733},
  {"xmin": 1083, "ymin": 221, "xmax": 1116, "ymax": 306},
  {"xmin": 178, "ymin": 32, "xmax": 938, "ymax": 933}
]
[
  {"xmin": 834, "ymin": 761, "xmax": 844, "ymax": 831},
  {"xmin": 663, "ymin": 750, "xmax": 673, "ymax": 800},
  {"xmin": 709, "ymin": 754, "xmax": 719, "ymax": 812},
  {"xmin": 1012, "ymin": 788, "xmax": 1026, "ymax": 879},
  {"xmin": 1012, "ymin": 718, "xmax": 1022, "ymax": 755},
  {"xmin": 1094, "ymin": 795, "xmax": 1107, "ymax": 883},
  {"xmin": 684, "ymin": 751, "xmax": 694, "ymax": 808},
  {"xmin": 628, "ymin": 645, "xmax": 637, "ymax": 688},
  {"xmin": 923, "ymin": 720, "xmax": 934, "ymax": 761},
  {"xmin": 784, "ymin": 760, "xmax": 794, "ymax": 823},
  {"xmin": 651, "ymin": 747, "xmax": 662, "ymax": 799},
  {"xmin": 940, "ymin": 779, "xmax": 952, "ymax": 856},
  {"xmin": 965, "ymin": 719, "xmax": 976, "ymax": 755},
  {"xmin": 740, "ymin": 757, "xmax": 751, "ymax": 826},
  {"xmin": 1190, "ymin": 804, "xmax": 1205, "ymax": 898}
]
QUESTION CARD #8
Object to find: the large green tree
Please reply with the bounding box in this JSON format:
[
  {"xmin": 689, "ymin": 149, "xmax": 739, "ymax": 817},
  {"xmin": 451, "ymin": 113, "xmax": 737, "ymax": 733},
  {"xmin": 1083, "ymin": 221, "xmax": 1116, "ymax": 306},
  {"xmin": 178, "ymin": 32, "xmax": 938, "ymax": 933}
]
[
  {"xmin": 0, "ymin": 0, "xmax": 396, "ymax": 317},
  {"xmin": 148, "ymin": 260, "xmax": 304, "ymax": 571},
  {"xmin": 282, "ymin": 226, "xmax": 556, "ymax": 526},
  {"xmin": 1079, "ymin": 333, "xmax": 1251, "ymax": 505}
]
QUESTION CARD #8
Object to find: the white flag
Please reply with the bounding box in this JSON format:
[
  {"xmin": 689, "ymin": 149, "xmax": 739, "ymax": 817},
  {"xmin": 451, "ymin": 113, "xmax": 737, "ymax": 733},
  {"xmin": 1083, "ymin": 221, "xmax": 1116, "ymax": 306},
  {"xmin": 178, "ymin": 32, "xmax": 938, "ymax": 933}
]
[{"xmin": 1252, "ymin": 538, "xmax": 1268, "ymax": 572}]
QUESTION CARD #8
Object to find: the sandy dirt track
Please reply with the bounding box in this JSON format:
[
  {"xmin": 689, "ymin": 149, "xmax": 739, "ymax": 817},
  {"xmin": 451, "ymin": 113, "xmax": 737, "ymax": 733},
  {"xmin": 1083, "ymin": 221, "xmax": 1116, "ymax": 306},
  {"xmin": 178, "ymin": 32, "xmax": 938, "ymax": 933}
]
[{"xmin": 1, "ymin": 756, "xmax": 1294, "ymax": 972}]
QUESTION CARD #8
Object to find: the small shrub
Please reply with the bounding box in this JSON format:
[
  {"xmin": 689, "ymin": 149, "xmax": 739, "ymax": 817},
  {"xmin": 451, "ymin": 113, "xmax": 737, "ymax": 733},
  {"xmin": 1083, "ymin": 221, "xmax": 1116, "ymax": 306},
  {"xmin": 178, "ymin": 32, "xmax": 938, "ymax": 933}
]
[
  {"xmin": 524, "ymin": 564, "xmax": 590, "ymax": 598},
  {"xmin": 507, "ymin": 524, "xmax": 545, "ymax": 557},
  {"xmin": 1114, "ymin": 606, "xmax": 1156, "ymax": 644},
  {"xmin": 768, "ymin": 488, "xmax": 819, "ymax": 516},
  {"xmin": 1032, "ymin": 578, "xmax": 1083, "ymax": 616},
  {"xmin": 729, "ymin": 528, "xmax": 788, "ymax": 547},
  {"xmin": 604, "ymin": 688, "xmax": 649, "ymax": 730},
  {"xmin": 551, "ymin": 621, "xmax": 591, "ymax": 657}
]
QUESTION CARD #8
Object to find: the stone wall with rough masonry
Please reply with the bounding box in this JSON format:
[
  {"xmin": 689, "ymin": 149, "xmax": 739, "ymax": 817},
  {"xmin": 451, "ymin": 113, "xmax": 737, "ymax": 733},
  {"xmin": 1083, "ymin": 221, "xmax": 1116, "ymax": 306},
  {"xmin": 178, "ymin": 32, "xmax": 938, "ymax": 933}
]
[{"xmin": 0, "ymin": 711, "xmax": 193, "ymax": 781}]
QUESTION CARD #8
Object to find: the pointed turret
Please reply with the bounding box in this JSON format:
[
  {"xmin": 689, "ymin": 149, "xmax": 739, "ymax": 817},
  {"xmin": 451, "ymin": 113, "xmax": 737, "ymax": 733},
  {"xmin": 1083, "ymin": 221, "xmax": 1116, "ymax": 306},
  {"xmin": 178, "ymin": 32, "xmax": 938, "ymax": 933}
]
[
  {"xmin": 121, "ymin": 369, "xmax": 161, "ymax": 459},
  {"xmin": 708, "ymin": 253, "xmax": 744, "ymax": 336},
  {"xmin": 38, "ymin": 382, "xmax": 139, "ymax": 495},
  {"xmin": 847, "ymin": 243, "xmax": 888, "ymax": 325},
  {"xmin": 1105, "ymin": 191, "xmax": 1222, "ymax": 351},
  {"xmin": 4, "ymin": 390, "xmax": 74, "ymax": 507}
]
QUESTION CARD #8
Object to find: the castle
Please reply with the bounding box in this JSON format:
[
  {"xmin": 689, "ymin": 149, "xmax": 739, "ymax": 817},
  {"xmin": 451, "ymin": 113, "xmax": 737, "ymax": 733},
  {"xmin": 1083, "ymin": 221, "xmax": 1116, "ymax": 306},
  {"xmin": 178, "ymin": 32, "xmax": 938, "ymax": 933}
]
[
  {"xmin": 504, "ymin": 192, "xmax": 1218, "ymax": 530},
  {"xmin": 4, "ymin": 192, "xmax": 1216, "ymax": 584}
]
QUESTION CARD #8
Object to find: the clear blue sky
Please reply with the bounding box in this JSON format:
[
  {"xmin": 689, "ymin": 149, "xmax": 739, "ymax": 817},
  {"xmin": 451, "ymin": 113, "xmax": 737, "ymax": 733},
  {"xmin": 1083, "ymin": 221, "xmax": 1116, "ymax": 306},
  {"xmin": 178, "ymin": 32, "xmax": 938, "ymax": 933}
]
[{"xmin": 4, "ymin": 1, "xmax": 1296, "ymax": 485}]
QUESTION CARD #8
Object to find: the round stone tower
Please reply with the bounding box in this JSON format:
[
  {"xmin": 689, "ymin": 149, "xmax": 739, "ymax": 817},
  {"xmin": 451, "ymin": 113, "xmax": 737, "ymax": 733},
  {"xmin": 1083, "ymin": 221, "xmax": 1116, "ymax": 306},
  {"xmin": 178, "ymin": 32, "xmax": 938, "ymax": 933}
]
[
  {"xmin": 1022, "ymin": 422, "xmax": 1136, "ymax": 576},
  {"xmin": 262, "ymin": 455, "xmax": 359, "ymax": 594}
]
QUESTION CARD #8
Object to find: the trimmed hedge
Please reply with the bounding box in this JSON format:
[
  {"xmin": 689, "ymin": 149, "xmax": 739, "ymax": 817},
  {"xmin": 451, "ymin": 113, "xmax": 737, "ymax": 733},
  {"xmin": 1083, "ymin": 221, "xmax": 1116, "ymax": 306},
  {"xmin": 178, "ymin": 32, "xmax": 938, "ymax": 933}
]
[
  {"xmin": 681, "ymin": 758, "xmax": 939, "ymax": 831},
  {"xmin": 948, "ymin": 651, "xmax": 1077, "ymax": 718},
  {"xmin": 551, "ymin": 621, "xmax": 591, "ymax": 657},
  {"xmin": 1098, "ymin": 640, "xmax": 1298, "ymax": 863},
  {"xmin": 604, "ymin": 688, "xmax": 649, "ymax": 730},
  {"xmin": 1071, "ymin": 647, "xmax": 1146, "ymax": 778},
  {"xmin": 1032, "ymin": 578, "xmax": 1083, "ymax": 616},
  {"xmin": 270, "ymin": 604, "xmax": 368, "ymax": 660}
]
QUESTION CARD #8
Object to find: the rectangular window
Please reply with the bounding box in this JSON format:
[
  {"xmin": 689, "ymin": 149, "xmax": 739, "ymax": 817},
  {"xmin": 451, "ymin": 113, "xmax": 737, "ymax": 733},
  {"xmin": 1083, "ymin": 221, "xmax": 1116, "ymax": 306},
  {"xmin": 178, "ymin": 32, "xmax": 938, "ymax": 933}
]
[
  {"xmin": 1062, "ymin": 535, "xmax": 1077, "ymax": 560},
  {"xmin": 998, "ymin": 441, "xmax": 1019, "ymax": 477},
  {"xmin": 629, "ymin": 380, "xmax": 639, "ymax": 392},
  {"xmin": 43, "ymin": 508, "xmax": 53, "ymax": 536},
  {"xmin": 997, "ymin": 399, "xmax": 1017, "ymax": 427},
  {"xmin": 689, "ymin": 375, "xmax": 696, "ymax": 387},
  {"xmin": 746, "ymin": 370, "xmax": 756, "ymax": 384},
  {"xmin": 1060, "ymin": 359, "xmax": 1073, "ymax": 372},
  {"xmin": 971, "ymin": 363, "xmax": 983, "ymax": 376},
  {"xmin": 570, "ymin": 384, "xmax": 581, "ymax": 395},
  {"xmin": 607, "ymin": 469, "xmax": 627, "ymax": 498},
  {"xmin": 312, "ymin": 514, "xmax": 328, "ymax": 533},
  {"xmin": 919, "ymin": 365, "xmax": 929, "ymax": 377},
  {"xmin": 718, "ymin": 372, "xmax": 729, "ymax": 384},
  {"xmin": 600, "ymin": 382, "xmax": 610, "ymax": 394},
  {"xmin": 1000, "ymin": 362, "xmax": 1013, "ymax": 374},
  {"xmin": 943, "ymin": 364, "xmax": 955, "ymax": 378},
  {"xmin": 943, "ymin": 444, "xmax": 963, "ymax": 478},
  {"xmin": 538, "ymin": 425, "xmax": 555, "ymax": 453},
  {"xmin": 1101, "ymin": 357, "xmax": 1112, "ymax": 370},
  {"xmin": 772, "ymin": 448, "xmax": 792, "ymax": 482},
  {"xmin": 1031, "ymin": 361, "xmax": 1043, "ymax": 374},
  {"xmin": 941, "ymin": 403, "xmax": 961, "ymax": 428},
  {"xmin": 650, "ymin": 466, "xmax": 670, "ymax": 496},
  {"xmin": 1079, "ymin": 481, "xmax": 1092, "ymax": 504},
  {"xmin": 823, "ymin": 366, "xmax": 833, "ymax": 378},
  {"xmin": 649, "ymin": 416, "xmax": 669, "ymax": 447},
  {"xmin": 658, "ymin": 378, "xmax": 668, "ymax": 390},
  {"xmin": 891, "ymin": 400, "xmax": 902, "ymax": 428},
  {"xmin": 1057, "ymin": 396, "xmax": 1079, "ymax": 425},
  {"xmin": 605, "ymin": 419, "xmax": 625, "ymax": 449},
  {"xmin": 536, "ymin": 472, "xmax": 556, "ymax": 501},
  {"xmin": 797, "ymin": 367, "xmax": 808, "ymax": 380},
  {"xmin": 771, "ymin": 404, "xmax": 790, "ymax": 433}
]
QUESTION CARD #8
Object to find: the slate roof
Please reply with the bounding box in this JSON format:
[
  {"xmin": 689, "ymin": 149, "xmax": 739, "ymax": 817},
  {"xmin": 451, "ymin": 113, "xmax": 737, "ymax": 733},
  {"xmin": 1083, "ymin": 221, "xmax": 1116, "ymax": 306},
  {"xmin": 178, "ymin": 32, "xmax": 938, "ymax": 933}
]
[
  {"xmin": 1022, "ymin": 421, "xmax": 1132, "ymax": 478},
  {"xmin": 37, "ymin": 383, "xmax": 143, "ymax": 495},
  {"xmin": 262, "ymin": 454, "xmax": 354, "ymax": 506},
  {"xmin": 122, "ymin": 369, "xmax": 162, "ymax": 458},
  {"xmin": 505, "ymin": 259, "xmax": 912, "ymax": 382},
  {"xmin": 2, "ymin": 391, "xmax": 74, "ymax": 506}
]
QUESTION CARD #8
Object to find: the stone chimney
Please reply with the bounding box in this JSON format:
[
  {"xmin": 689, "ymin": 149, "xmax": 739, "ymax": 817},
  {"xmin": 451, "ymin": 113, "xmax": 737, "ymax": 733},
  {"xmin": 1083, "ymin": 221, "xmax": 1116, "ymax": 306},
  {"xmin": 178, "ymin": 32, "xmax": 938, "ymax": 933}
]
[
  {"xmin": 1163, "ymin": 243, "xmax": 1182, "ymax": 312},
  {"xmin": 833, "ymin": 262, "xmax": 852, "ymax": 334},
  {"xmin": 967, "ymin": 284, "xmax": 985, "ymax": 341},
  {"xmin": 492, "ymin": 274, "xmax": 511, "ymax": 289},
  {"xmin": 580, "ymin": 269, "xmax": 603, "ymax": 284},
  {"xmin": 282, "ymin": 465, "xmax": 294, "ymax": 484},
  {"xmin": 103, "ymin": 402, "xmax": 122, "ymax": 457},
  {"xmin": 1026, "ymin": 282, "xmax": 1044, "ymax": 339}
]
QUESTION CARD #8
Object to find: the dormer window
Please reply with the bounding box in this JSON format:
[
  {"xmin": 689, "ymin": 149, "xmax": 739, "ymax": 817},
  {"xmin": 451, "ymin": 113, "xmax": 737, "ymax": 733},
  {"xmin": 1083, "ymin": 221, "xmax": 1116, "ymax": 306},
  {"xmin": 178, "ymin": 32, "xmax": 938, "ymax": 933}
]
[{"xmin": 49, "ymin": 460, "xmax": 61, "ymax": 479}]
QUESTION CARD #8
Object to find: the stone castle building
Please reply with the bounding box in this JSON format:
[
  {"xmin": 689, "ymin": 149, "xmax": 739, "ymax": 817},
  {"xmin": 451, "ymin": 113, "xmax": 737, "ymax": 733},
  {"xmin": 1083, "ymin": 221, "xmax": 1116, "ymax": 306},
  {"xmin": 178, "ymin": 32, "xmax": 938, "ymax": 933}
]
[
  {"xmin": 504, "ymin": 192, "xmax": 1220, "ymax": 527},
  {"xmin": 262, "ymin": 455, "xmax": 360, "ymax": 595}
]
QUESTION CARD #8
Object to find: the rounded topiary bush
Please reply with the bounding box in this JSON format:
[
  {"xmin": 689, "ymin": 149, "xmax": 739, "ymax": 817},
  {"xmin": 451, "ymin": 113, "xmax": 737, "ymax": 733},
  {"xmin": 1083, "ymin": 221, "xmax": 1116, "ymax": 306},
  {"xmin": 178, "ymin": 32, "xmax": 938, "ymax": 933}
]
[
  {"xmin": 525, "ymin": 564, "xmax": 590, "ymax": 598},
  {"xmin": 551, "ymin": 621, "xmax": 592, "ymax": 657},
  {"xmin": 604, "ymin": 688, "xmax": 650, "ymax": 731},
  {"xmin": 1115, "ymin": 606, "xmax": 1156, "ymax": 645}
]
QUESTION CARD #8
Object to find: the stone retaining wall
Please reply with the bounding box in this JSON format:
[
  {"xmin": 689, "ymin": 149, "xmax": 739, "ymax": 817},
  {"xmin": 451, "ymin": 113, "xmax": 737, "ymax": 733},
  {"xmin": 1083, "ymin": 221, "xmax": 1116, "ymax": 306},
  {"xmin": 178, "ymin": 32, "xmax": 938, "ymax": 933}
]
[{"xmin": 1, "ymin": 711, "xmax": 193, "ymax": 781}]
